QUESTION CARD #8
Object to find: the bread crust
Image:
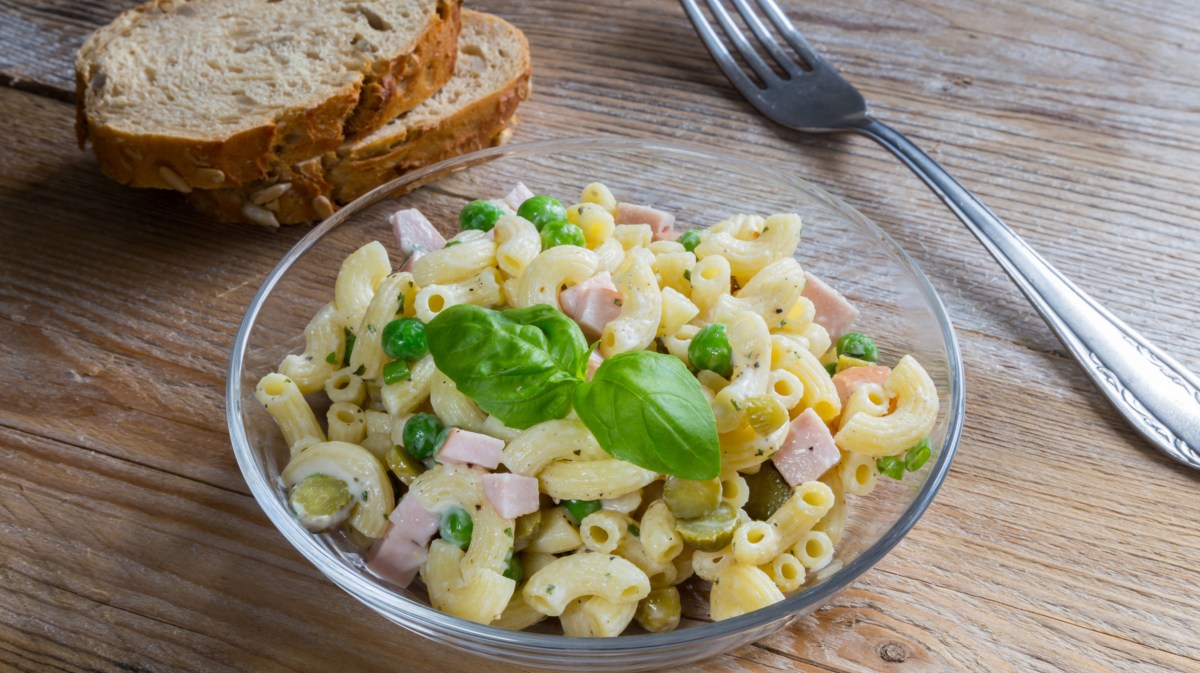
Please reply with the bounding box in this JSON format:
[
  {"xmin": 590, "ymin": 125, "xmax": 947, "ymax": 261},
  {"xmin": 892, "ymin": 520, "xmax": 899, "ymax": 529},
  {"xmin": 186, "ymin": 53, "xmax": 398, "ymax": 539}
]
[
  {"xmin": 187, "ymin": 13, "xmax": 531, "ymax": 226},
  {"xmin": 76, "ymin": 0, "xmax": 463, "ymax": 192},
  {"xmin": 344, "ymin": 0, "xmax": 462, "ymax": 138}
]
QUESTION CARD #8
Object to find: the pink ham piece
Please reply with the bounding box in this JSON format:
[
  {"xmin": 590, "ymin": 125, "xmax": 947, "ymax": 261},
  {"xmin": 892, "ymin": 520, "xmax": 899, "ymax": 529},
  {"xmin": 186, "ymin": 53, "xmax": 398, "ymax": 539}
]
[
  {"xmin": 832, "ymin": 365, "xmax": 891, "ymax": 407},
  {"xmin": 503, "ymin": 182, "xmax": 535, "ymax": 211},
  {"xmin": 436, "ymin": 428, "xmax": 504, "ymax": 470},
  {"xmin": 388, "ymin": 492, "xmax": 441, "ymax": 546},
  {"xmin": 559, "ymin": 272, "xmax": 622, "ymax": 339},
  {"xmin": 802, "ymin": 271, "xmax": 859, "ymax": 340},
  {"xmin": 585, "ymin": 350, "xmax": 605, "ymax": 381},
  {"xmin": 771, "ymin": 408, "xmax": 841, "ymax": 486},
  {"xmin": 482, "ymin": 473, "xmax": 541, "ymax": 519},
  {"xmin": 616, "ymin": 203, "xmax": 678, "ymax": 241},
  {"xmin": 389, "ymin": 208, "xmax": 446, "ymax": 272},
  {"xmin": 368, "ymin": 527, "xmax": 428, "ymax": 588}
]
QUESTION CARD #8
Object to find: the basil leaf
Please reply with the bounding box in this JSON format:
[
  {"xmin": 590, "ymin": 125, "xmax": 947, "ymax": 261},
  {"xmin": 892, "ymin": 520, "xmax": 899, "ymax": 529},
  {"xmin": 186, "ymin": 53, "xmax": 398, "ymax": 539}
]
[
  {"xmin": 426, "ymin": 304, "xmax": 586, "ymax": 429},
  {"xmin": 502, "ymin": 305, "xmax": 589, "ymax": 376},
  {"xmin": 573, "ymin": 350, "xmax": 720, "ymax": 480}
]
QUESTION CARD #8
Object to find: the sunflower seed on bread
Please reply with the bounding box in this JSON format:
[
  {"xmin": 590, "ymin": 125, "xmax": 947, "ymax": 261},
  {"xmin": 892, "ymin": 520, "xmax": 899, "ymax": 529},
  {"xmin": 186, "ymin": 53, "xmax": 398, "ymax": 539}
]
[
  {"xmin": 75, "ymin": 0, "xmax": 462, "ymax": 191},
  {"xmin": 188, "ymin": 9, "xmax": 531, "ymax": 225}
]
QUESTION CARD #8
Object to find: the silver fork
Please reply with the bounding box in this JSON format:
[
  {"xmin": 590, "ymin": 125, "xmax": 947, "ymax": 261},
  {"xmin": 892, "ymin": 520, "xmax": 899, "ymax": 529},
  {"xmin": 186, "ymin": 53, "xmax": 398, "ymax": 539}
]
[{"xmin": 682, "ymin": 0, "xmax": 1200, "ymax": 469}]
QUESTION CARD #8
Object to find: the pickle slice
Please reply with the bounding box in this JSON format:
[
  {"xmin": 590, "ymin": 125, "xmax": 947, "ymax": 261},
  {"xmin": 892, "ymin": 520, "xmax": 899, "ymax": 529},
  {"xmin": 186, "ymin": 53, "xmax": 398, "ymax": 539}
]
[
  {"xmin": 663, "ymin": 476, "xmax": 721, "ymax": 519},
  {"xmin": 675, "ymin": 503, "xmax": 738, "ymax": 552},
  {"xmin": 385, "ymin": 444, "xmax": 424, "ymax": 485},
  {"xmin": 513, "ymin": 510, "xmax": 543, "ymax": 551},
  {"xmin": 289, "ymin": 473, "xmax": 354, "ymax": 532},
  {"xmin": 635, "ymin": 587, "xmax": 681, "ymax": 633},
  {"xmin": 742, "ymin": 462, "xmax": 793, "ymax": 521},
  {"xmin": 742, "ymin": 395, "xmax": 788, "ymax": 436},
  {"xmin": 836, "ymin": 355, "xmax": 873, "ymax": 373}
]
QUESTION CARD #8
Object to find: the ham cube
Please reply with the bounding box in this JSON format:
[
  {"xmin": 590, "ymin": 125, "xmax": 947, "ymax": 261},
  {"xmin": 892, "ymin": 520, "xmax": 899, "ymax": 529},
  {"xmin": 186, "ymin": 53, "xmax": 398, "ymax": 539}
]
[
  {"xmin": 368, "ymin": 528, "xmax": 428, "ymax": 588},
  {"xmin": 390, "ymin": 208, "xmax": 446, "ymax": 272},
  {"xmin": 585, "ymin": 350, "xmax": 605, "ymax": 381},
  {"xmin": 436, "ymin": 428, "xmax": 505, "ymax": 470},
  {"xmin": 832, "ymin": 365, "xmax": 891, "ymax": 407},
  {"xmin": 771, "ymin": 408, "xmax": 841, "ymax": 486},
  {"xmin": 388, "ymin": 492, "xmax": 440, "ymax": 546},
  {"xmin": 559, "ymin": 272, "xmax": 622, "ymax": 339},
  {"xmin": 503, "ymin": 182, "xmax": 536, "ymax": 211},
  {"xmin": 482, "ymin": 473, "xmax": 541, "ymax": 519},
  {"xmin": 801, "ymin": 272, "xmax": 859, "ymax": 340},
  {"xmin": 616, "ymin": 203, "xmax": 677, "ymax": 241}
]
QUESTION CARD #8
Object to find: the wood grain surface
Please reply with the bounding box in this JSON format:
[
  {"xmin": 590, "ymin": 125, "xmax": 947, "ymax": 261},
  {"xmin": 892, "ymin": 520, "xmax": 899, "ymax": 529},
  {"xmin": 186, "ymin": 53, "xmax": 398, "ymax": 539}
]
[{"xmin": 2, "ymin": 0, "xmax": 1198, "ymax": 671}]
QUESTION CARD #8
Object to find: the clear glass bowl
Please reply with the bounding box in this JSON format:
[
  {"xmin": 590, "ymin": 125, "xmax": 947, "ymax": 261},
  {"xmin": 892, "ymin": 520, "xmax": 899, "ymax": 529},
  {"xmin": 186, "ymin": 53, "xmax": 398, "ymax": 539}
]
[{"xmin": 227, "ymin": 137, "xmax": 965, "ymax": 671}]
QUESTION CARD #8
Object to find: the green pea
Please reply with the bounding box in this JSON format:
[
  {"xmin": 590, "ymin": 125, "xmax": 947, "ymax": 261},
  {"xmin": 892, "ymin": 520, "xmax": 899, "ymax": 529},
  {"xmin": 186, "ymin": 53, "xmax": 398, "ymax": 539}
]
[
  {"xmin": 517, "ymin": 195, "xmax": 568, "ymax": 231},
  {"xmin": 836, "ymin": 332, "xmax": 878, "ymax": 363},
  {"xmin": 678, "ymin": 229, "xmax": 701, "ymax": 253},
  {"xmin": 904, "ymin": 436, "xmax": 931, "ymax": 472},
  {"xmin": 688, "ymin": 323, "xmax": 733, "ymax": 378},
  {"xmin": 539, "ymin": 220, "xmax": 586, "ymax": 249},
  {"xmin": 440, "ymin": 506, "xmax": 473, "ymax": 550},
  {"xmin": 459, "ymin": 199, "xmax": 506, "ymax": 232},
  {"xmin": 824, "ymin": 361, "xmax": 838, "ymax": 376},
  {"xmin": 402, "ymin": 413, "xmax": 445, "ymax": 460},
  {"xmin": 381, "ymin": 318, "xmax": 428, "ymax": 361},
  {"xmin": 502, "ymin": 549, "xmax": 523, "ymax": 582},
  {"xmin": 876, "ymin": 455, "xmax": 905, "ymax": 480},
  {"xmin": 382, "ymin": 359, "xmax": 411, "ymax": 385},
  {"xmin": 560, "ymin": 499, "xmax": 601, "ymax": 525}
]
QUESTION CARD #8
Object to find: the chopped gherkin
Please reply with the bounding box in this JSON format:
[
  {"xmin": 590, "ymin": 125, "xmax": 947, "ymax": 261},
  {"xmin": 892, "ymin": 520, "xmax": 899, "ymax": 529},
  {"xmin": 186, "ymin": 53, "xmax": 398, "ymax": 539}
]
[
  {"xmin": 663, "ymin": 476, "xmax": 721, "ymax": 519},
  {"xmin": 513, "ymin": 510, "xmax": 543, "ymax": 551},
  {"xmin": 288, "ymin": 473, "xmax": 354, "ymax": 532},
  {"xmin": 742, "ymin": 395, "xmax": 788, "ymax": 436},
  {"xmin": 835, "ymin": 354, "xmax": 873, "ymax": 373},
  {"xmin": 385, "ymin": 445, "xmax": 423, "ymax": 485},
  {"xmin": 674, "ymin": 502, "xmax": 738, "ymax": 552},
  {"xmin": 636, "ymin": 587, "xmax": 681, "ymax": 633},
  {"xmin": 742, "ymin": 462, "xmax": 793, "ymax": 521}
]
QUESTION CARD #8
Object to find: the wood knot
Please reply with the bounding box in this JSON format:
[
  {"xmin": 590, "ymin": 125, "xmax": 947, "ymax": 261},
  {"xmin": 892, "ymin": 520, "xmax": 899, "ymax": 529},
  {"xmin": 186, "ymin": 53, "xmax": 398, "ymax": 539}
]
[{"xmin": 878, "ymin": 641, "xmax": 910, "ymax": 663}]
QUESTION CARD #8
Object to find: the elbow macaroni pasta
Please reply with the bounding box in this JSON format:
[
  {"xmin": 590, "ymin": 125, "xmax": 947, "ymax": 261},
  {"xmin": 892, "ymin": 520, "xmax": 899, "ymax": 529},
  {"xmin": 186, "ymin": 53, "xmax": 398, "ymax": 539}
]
[{"xmin": 256, "ymin": 180, "xmax": 941, "ymax": 636}]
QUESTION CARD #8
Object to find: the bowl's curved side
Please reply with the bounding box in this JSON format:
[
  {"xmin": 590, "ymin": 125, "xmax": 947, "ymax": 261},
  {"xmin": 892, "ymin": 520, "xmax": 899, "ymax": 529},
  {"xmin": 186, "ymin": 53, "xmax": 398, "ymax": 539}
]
[{"xmin": 227, "ymin": 137, "xmax": 965, "ymax": 671}]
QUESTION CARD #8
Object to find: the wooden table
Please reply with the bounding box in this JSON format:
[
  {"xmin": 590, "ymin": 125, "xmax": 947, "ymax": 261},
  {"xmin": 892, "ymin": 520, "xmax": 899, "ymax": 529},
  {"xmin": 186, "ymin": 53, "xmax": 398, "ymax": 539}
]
[{"xmin": 3, "ymin": 1, "xmax": 1198, "ymax": 671}]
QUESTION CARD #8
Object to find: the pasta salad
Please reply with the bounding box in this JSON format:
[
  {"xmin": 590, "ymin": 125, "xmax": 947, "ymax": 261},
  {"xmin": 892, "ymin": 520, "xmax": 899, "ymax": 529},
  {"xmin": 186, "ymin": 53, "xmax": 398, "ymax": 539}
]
[{"xmin": 255, "ymin": 180, "xmax": 939, "ymax": 635}]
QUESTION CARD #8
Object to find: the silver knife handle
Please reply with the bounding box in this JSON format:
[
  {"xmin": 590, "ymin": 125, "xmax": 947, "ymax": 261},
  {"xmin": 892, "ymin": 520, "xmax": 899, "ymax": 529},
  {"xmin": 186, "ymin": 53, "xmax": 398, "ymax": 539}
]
[{"xmin": 852, "ymin": 117, "xmax": 1200, "ymax": 469}]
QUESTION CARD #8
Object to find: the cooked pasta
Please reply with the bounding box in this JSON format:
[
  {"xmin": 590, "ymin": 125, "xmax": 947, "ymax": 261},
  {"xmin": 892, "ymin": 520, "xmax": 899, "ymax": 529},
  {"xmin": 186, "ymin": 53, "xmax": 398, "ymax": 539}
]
[{"xmin": 255, "ymin": 179, "xmax": 941, "ymax": 637}]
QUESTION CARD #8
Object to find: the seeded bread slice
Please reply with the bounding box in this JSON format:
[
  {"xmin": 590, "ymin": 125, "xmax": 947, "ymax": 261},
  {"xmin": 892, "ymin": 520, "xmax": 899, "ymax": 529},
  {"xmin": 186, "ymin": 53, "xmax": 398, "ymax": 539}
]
[
  {"xmin": 76, "ymin": 0, "xmax": 462, "ymax": 191},
  {"xmin": 188, "ymin": 9, "xmax": 531, "ymax": 226}
]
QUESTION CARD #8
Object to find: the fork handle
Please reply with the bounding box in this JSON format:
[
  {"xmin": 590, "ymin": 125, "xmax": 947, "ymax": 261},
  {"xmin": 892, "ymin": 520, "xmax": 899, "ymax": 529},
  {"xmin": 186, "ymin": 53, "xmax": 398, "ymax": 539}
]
[{"xmin": 850, "ymin": 117, "xmax": 1200, "ymax": 469}]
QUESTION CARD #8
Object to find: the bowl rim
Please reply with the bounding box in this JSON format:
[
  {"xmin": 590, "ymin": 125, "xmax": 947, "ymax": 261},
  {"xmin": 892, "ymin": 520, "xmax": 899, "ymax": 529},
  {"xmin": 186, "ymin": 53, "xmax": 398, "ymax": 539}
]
[{"xmin": 226, "ymin": 136, "xmax": 965, "ymax": 653}]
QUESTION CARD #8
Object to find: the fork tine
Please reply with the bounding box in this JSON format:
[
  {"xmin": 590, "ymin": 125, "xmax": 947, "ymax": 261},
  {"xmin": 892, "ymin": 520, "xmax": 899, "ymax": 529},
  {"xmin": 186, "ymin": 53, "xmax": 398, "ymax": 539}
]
[
  {"xmin": 700, "ymin": 0, "xmax": 780, "ymax": 85},
  {"xmin": 726, "ymin": 0, "xmax": 804, "ymax": 75},
  {"xmin": 680, "ymin": 0, "xmax": 763, "ymax": 97},
  {"xmin": 753, "ymin": 0, "xmax": 832, "ymax": 70}
]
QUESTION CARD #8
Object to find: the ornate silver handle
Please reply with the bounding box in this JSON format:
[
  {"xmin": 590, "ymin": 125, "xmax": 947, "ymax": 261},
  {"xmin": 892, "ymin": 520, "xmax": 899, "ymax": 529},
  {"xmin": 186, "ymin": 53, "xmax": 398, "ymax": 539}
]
[{"xmin": 851, "ymin": 117, "xmax": 1200, "ymax": 469}]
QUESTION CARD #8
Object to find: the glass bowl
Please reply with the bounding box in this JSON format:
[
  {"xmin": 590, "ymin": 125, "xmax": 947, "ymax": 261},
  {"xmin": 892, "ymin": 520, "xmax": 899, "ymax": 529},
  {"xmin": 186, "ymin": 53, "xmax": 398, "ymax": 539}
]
[{"xmin": 227, "ymin": 137, "xmax": 964, "ymax": 671}]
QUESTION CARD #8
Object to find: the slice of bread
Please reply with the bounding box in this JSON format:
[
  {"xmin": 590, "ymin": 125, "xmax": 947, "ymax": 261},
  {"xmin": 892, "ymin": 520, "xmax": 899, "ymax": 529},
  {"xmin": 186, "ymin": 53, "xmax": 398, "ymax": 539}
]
[
  {"xmin": 76, "ymin": 0, "xmax": 462, "ymax": 191},
  {"xmin": 188, "ymin": 9, "xmax": 531, "ymax": 226}
]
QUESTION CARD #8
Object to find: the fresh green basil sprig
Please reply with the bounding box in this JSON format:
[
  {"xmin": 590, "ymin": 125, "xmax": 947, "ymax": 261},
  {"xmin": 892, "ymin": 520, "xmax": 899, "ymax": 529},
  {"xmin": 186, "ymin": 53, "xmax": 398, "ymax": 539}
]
[
  {"xmin": 573, "ymin": 351, "xmax": 720, "ymax": 480},
  {"xmin": 426, "ymin": 304, "xmax": 720, "ymax": 479},
  {"xmin": 425, "ymin": 304, "xmax": 585, "ymax": 429}
]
